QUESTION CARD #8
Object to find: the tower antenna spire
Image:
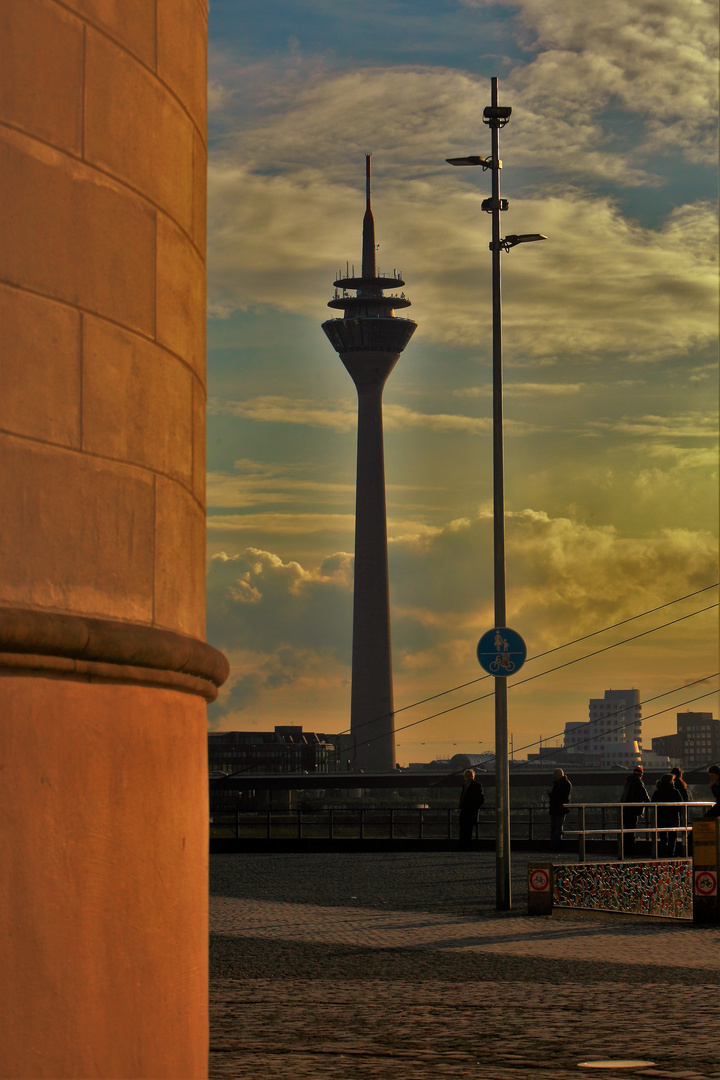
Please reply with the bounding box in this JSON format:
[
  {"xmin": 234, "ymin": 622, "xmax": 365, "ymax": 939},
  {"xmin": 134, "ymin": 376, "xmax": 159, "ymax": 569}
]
[{"xmin": 362, "ymin": 153, "xmax": 376, "ymax": 279}]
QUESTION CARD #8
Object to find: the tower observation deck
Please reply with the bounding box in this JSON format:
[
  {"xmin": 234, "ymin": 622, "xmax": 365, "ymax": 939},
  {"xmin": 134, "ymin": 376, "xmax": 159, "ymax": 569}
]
[{"xmin": 322, "ymin": 156, "xmax": 417, "ymax": 773}]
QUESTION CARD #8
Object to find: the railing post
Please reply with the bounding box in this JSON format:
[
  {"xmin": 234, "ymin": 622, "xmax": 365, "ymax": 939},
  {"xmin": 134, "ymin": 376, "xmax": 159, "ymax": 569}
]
[
  {"xmin": 601, "ymin": 806, "xmax": 606, "ymax": 841},
  {"xmin": 360, "ymin": 807, "xmax": 365, "ymax": 840},
  {"xmin": 329, "ymin": 809, "xmax": 334, "ymax": 840},
  {"xmin": 266, "ymin": 809, "xmax": 271, "ymax": 840},
  {"xmin": 528, "ymin": 806, "xmax": 533, "ymax": 841},
  {"xmin": 578, "ymin": 805, "xmax": 586, "ymax": 863},
  {"xmin": 390, "ymin": 808, "xmax": 395, "ymax": 839},
  {"xmin": 651, "ymin": 802, "xmax": 659, "ymax": 860},
  {"xmin": 619, "ymin": 805, "xmax": 625, "ymax": 860}
]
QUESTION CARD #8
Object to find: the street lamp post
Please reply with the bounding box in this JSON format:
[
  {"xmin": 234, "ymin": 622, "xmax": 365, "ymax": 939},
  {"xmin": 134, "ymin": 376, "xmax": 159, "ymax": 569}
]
[{"xmin": 448, "ymin": 76, "xmax": 546, "ymax": 911}]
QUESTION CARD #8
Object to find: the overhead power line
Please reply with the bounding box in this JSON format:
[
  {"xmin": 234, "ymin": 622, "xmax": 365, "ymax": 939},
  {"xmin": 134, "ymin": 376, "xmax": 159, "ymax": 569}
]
[
  {"xmin": 218, "ymin": 682, "xmax": 718, "ymax": 779},
  {"xmin": 387, "ymin": 676, "xmax": 719, "ymax": 753},
  {"xmin": 428, "ymin": 687, "xmax": 720, "ymax": 782},
  {"xmin": 321, "ymin": 672, "xmax": 719, "ymax": 769},
  {"xmin": 510, "ymin": 679, "xmax": 720, "ymax": 757},
  {"xmin": 376, "ymin": 582, "xmax": 719, "ymax": 724},
  {"xmin": 335, "ymin": 600, "xmax": 718, "ymax": 749},
  {"xmin": 214, "ymin": 584, "xmax": 718, "ymax": 777}
]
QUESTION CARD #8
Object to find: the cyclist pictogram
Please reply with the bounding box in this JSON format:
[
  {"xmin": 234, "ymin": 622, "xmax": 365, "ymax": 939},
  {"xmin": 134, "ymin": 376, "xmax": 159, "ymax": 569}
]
[
  {"xmin": 694, "ymin": 870, "xmax": 718, "ymax": 897},
  {"xmin": 490, "ymin": 654, "xmax": 515, "ymax": 673},
  {"xmin": 529, "ymin": 868, "xmax": 550, "ymax": 891}
]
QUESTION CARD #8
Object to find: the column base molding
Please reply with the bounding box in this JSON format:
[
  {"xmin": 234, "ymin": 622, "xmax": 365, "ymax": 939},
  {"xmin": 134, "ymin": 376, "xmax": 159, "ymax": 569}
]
[{"xmin": 0, "ymin": 606, "xmax": 228, "ymax": 702}]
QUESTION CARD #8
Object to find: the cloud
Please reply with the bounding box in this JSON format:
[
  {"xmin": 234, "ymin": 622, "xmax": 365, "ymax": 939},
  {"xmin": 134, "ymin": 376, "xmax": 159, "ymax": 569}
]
[
  {"xmin": 688, "ymin": 363, "xmax": 718, "ymax": 384},
  {"xmin": 408, "ymin": 192, "xmax": 718, "ymax": 360},
  {"xmin": 461, "ymin": 0, "xmax": 719, "ymax": 165},
  {"xmin": 385, "ymin": 404, "xmax": 490, "ymax": 434},
  {"xmin": 205, "ymin": 459, "xmax": 448, "ymax": 520},
  {"xmin": 390, "ymin": 507, "xmax": 719, "ymax": 662},
  {"xmin": 207, "ymin": 548, "xmax": 353, "ymax": 650},
  {"xmin": 206, "ymin": 511, "xmax": 718, "ymax": 728},
  {"xmin": 208, "ymin": 61, "xmax": 480, "ymax": 179},
  {"xmin": 456, "ymin": 382, "xmax": 585, "ymax": 398},
  {"xmin": 502, "ymin": 510, "xmax": 718, "ymax": 638},
  {"xmin": 205, "ymin": 511, "xmax": 451, "ymax": 546},
  {"xmin": 209, "ymin": 395, "xmax": 358, "ymax": 432},
  {"xmin": 203, "ymin": 3, "xmax": 718, "ymax": 739},
  {"xmin": 507, "ymin": 427, "xmax": 718, "ymax": 539},
  {"xmin": 589, "ymin": 412, "xmax": 718, "ymax": 439},
  {"xmin": 206, "ymin": 459, "xmax": 347, "ymax": 508},
  {"xmin": 207, "ymin": 512, "xmax": 356, "ymax": 535},
  {"xmin": 207, "ymin": 395, "xmax": 543, "ymax": 435},
  {"xmin": 208, "ymin": 160, "xmax": 718, "ymax": 361},
  {"xmin": 206, "ymin": 464, "xmax": 354, "ymax": 510},
  {"xmin": 206, "ymin": 548, "xmax": 354, "ymax": 722},
  {"xmin": 209, "ymin": 0, "xmax": 717, "ymax": 181},
  {"xmin": 206, "ymin": 0, "xmax": 717, "ymax": 360},
  {"xmin": 642, "ymin": 445, "xmax": 718, "ymax": 470}
]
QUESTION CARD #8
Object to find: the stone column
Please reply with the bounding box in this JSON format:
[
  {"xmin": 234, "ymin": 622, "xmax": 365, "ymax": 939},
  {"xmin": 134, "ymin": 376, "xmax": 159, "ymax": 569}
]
[{"xmin": 0, "ymin": 2, "xmax": 226, "ymax": 1076}]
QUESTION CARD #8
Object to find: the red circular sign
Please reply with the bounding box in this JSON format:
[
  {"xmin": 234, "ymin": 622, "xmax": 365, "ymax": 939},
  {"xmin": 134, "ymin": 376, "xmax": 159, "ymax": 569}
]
[
  {"xmin": 529, "ymin": 868, "xmax": 550, "ymax": 891},
  {"xmin": 694, "ymin": 871, "xmax": 717, "ymax": 896}
]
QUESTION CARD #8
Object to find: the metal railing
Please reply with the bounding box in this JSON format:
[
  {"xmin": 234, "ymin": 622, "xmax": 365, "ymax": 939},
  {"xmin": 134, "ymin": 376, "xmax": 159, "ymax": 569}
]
[
  {"xmin": 564, "ymin": 802, "xmax": 714, "ymax": 861},
  {"xmin": 211, "ymin": 805, "xmax": 547, "ymax": 842},
  {"xmin": 210, "ymin": 801, "xmax": 716, "ymax": 851}
]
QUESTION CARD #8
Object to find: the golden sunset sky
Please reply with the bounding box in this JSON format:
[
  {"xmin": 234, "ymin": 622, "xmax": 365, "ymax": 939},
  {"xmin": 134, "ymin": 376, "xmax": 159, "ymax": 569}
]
[{"xmin": 204, "ymin": 0, "xmax": 719, "ymax": 762}]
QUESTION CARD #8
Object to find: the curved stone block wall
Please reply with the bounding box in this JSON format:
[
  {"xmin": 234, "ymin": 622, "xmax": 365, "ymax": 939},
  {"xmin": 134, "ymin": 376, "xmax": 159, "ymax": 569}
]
[
  {"xmin": 0, "ymin": 2, "xmax": 224, "ymax": 1076},
  {"xmin": 0, "ymin": 0, "xmax": 209, "ymax": 637}
]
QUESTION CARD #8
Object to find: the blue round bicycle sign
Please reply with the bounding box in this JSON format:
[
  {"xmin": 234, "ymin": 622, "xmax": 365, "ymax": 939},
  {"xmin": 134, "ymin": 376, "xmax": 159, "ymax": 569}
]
[{"xmin": 477, "ymin": 627, "xmax": 527, "ymax": 677}]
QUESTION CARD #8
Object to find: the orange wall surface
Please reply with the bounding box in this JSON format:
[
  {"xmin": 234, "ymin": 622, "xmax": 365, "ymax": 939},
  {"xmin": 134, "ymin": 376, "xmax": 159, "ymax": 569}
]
[
  {"xmin": 0, "ymin": 0, "xmax": 208, "ymax": 639},
  {"xmin": 0, "ymin": 680, "xmax": 209, "ymax": 1079},
  {"xmin": 0, "ymin": 2, "xmax": 216, "ymax": 1076}
]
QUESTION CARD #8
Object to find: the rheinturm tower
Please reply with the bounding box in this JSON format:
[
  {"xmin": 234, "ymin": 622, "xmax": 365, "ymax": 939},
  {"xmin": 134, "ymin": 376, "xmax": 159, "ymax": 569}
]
[{"xmin": 322, "ymin": 156, "xmax": 417, "ymax": 772}]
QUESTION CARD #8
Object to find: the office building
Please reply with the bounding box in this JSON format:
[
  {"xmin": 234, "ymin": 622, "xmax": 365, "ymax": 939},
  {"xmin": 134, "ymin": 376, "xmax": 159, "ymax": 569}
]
[
  {"xmin": 208, "ymin": 726, "xmax": 338, "ymax": 775},
  {"xmin": 652, "ymin": 712, "xmax": 719, "ymax": 769},
  {"xmin": 563, "ymin": 688, "xmax": 642, "ymax": 767}
]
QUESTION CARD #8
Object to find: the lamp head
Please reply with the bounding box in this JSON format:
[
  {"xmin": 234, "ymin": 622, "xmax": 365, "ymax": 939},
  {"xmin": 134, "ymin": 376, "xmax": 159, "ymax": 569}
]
[
  {"xmin": 446, "ymin": 155, "xmax": 500, "ymax": 170},
  {"xmin": 502, "ymin": 233, "xmax": 547, "ymax": 250}
]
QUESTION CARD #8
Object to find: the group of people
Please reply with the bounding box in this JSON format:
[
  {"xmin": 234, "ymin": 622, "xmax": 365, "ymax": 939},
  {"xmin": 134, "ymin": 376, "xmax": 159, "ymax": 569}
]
[
  {"xmin": 620, "ymin": 763, "xmax": 720, "ymax": 857},
  {"xmin": 457, "ymin": 762, "xmax": 720, "ymax": 852}
]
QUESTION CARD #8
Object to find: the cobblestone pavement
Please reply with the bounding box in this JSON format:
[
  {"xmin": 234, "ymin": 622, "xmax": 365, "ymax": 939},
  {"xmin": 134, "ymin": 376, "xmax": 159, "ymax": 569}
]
[{"xmin": 209, "ymin": 852, "xmax": 720, "ymax": 1080}]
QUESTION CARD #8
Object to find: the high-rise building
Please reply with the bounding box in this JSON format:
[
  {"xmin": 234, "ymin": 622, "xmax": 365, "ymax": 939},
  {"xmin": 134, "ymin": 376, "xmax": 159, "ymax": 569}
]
[
  {"xmin": 322, "ymin": 157, "xmax": 416, "ymax": 772},
  {"xmin": 588, "ymin": 688, "xmax": 642, "ymax": 748},
  {"xmin": 652, "ymin": 712, "xmax": 719, "ymax": 768},
  {"xmin": 563, "ymin": 688, "xmax": 643, "ymax": 766}
]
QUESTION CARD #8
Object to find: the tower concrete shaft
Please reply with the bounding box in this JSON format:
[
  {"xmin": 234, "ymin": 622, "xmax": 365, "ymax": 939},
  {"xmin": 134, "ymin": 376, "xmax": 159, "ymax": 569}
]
[{"xmin": 322, "ymin": 157, "xmax": 416, "ymax": 772}]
